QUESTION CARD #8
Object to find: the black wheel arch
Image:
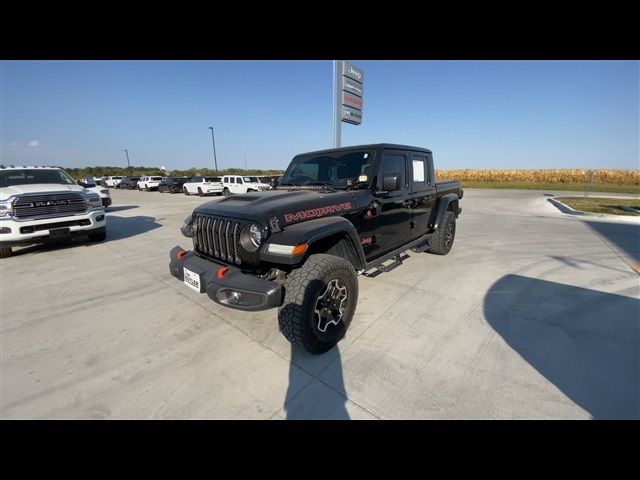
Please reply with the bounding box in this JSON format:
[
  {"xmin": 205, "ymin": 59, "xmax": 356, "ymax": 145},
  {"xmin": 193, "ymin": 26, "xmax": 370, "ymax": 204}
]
[
  {"xmin": 432, "ymin": 193, "xmax": 460, "ymax": 230},
  {"xmin": 262, "ymin": 216, "xmax": 366, "ymax": 271}
]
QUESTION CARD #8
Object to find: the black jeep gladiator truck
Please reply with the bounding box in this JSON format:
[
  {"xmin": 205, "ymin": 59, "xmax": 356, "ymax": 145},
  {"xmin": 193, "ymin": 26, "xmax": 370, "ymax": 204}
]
[{"xmin": 169, "ymin": 144, "xmax": 462, "ymax": 354}]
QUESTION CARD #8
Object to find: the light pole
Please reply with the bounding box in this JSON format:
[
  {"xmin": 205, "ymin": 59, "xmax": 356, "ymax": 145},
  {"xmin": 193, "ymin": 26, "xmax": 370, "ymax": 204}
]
[
  {"xmin": 208, "ymin": 127, "xmax": 218, "ymax": 173},
  {"xmin": 124, "ymin": 149, "xmax": 131, "ymax": 168}
]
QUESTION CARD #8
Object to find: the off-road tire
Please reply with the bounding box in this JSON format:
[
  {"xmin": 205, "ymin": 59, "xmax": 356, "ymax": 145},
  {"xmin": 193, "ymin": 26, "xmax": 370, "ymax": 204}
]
[
  {"xmin": 0, "ymin": 247, "xmax": 12, "ymax": 259},
  {"xmin": 429, "ymin": 210, "xmax": 456, "ymax": 255},
  {"xmin": 223, "ymin": 188, "xmax": 231, "ymax": 197},
  {"xmin": 278, "ymin": 254, "xmax": 358, "ymax": 354}
]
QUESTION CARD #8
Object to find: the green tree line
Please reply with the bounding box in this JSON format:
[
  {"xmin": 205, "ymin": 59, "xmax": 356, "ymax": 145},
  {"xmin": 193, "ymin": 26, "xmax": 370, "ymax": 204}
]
[{"xmin": 64, "ymin": 166, "xmax": 285, "ymax": 179}]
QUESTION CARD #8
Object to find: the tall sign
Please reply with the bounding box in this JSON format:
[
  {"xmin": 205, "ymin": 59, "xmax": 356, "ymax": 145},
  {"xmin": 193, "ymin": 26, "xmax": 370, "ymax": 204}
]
[
  {"xmin": 341, "ymin": 62, "xmax": 364, "ymax": 125},
  {"xmin": 333, "ymin": 60, "xmax": 364, "ymax": 147}
]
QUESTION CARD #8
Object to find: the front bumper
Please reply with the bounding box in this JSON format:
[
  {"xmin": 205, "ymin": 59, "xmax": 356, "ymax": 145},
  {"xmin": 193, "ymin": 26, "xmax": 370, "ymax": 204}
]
[
  {"xmin": 169, "ymin": 246, "xmax": 283, "ymax": 311},
  {"xmin": 0, "ymin": 209, "xmax": 106, "ymax": 247}
]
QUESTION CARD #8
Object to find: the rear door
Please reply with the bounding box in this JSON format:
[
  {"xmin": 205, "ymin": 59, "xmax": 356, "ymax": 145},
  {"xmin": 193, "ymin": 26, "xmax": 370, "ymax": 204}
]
[
  {"xmin": 407, "ymin": 151, "xmax": 436, "ymax": 239},
  {"xmin": 187, "ymin": 176, "xmax": 202, "ymax": 193}
]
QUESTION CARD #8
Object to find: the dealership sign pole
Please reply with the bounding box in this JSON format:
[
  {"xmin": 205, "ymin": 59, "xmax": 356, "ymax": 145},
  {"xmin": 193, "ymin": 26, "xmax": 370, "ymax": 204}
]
[{"xmin": 333, "ymin": 60, "xmax": 364, "ymax": 148}]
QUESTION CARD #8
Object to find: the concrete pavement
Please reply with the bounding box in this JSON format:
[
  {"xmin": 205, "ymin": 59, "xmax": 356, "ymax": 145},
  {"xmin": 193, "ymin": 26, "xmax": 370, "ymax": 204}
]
[{"xmin": 1, "ymin": 188, "xmax": 638, "ymax": 419}]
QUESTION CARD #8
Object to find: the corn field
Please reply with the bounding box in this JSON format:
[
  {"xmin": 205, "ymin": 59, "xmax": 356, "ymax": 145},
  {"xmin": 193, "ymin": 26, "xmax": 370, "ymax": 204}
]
[{"xmin": 435, "ymin": 169, "xmax": 640, "ymax": 186}]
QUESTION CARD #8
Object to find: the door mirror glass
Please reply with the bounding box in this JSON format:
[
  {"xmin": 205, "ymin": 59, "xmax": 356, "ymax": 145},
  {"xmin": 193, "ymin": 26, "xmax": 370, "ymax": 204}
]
[{"xmin": 382, "ymin": 173, "xmax": 401, "ymax": 192}]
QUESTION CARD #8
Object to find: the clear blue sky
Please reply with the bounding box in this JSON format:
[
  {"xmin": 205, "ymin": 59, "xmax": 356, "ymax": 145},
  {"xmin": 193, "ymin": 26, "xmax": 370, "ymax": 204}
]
[{"xmin": 1, "ymin": 60, "xmax": 638, "ymax": 171}]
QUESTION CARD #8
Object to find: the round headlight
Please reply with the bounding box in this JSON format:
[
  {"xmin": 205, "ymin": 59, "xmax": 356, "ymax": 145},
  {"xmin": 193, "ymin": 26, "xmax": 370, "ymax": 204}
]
[
  {"xmin": 240, "ymin": 224, "xmax": 262, "ymax": 252},
  {"xmin": 249, "ymin": 224, "xmax": 261, "ymax": 247}
]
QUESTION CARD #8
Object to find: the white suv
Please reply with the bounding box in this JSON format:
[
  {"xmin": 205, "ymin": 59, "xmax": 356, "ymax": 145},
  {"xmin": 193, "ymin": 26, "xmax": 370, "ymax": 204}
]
[
  {"xmin": 104, "ymin": 176, "xmax": 124, "ymax": 188},
  {"xmin": 222, "ymin": 175, "xmax": 271, "ymax": 196},
  {"xmin": 183, "ymin": 176, "xmax": 224, "ymax": 196},
  {"xmin": 0, "ymin": 166, "xmax": 107, "ymax": 258},
  {"xmin": 137, "ymin": 176, "xmax": 164, "ymax": 191}
]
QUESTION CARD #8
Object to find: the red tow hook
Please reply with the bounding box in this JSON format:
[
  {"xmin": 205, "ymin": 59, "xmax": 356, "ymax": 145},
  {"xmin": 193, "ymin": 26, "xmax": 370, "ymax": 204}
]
[
  {"xmin": 217, "ymin": 267, "xmax": 228, "ymax": 279},
  {"xmin": 176, "ymin": 249, "xmax": 187, "ymax": 260}
]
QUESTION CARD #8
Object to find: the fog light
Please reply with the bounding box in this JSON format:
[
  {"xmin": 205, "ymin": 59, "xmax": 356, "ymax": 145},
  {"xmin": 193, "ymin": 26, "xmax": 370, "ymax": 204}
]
[
  {"xmin": 227, "ymin": 291, "xmax": 242, "ymax": 304},
  {"xmin": 0, "ymin": 227, "xmax": 11, "ymax": 234},
  {"xmin": 96, "ymin": 215, "xmax": 105, "ymax": 222}
]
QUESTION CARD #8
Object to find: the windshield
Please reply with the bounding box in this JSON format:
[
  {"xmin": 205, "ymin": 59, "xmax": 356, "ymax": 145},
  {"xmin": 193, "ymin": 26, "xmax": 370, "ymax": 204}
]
[
  {"xmin": 0, "ymin": 169, "xmax": 77, "ymax": 188},
  {"xmin": 150, "ymin": 176, "xmax": 162, "ymax": 181},
  {"xmin": 280, "ymin": 150, "xmax": 374, "ymax": 188}
]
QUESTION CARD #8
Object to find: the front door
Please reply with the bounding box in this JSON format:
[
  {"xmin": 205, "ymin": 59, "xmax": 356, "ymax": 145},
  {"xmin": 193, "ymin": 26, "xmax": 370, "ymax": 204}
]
[{"xmin": 363, "ymin": 150, "xmax": 412, "ymax": 260}]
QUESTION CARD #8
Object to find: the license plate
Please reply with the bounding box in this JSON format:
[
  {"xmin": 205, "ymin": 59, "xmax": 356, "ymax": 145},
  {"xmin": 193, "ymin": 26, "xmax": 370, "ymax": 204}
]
[
  {"xmin": 49, "ymin": 227, "xmax": 70, "ymax": 239},
  {"xmin": 183, "ymin": 267, "xmax": 202, "ymax": 293}
]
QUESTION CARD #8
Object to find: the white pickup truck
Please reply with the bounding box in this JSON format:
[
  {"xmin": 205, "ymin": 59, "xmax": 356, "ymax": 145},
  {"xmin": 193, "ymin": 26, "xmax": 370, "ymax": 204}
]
[
  {"xmin": 137, "ymin": 175, "xmax": 164, "ymax": 191},
  {"xmin": 221, "ymin": 175, "xmax": 271, "ymax": 196},
  {"xmin": 183, "ymin": 176, "xmax": 224, "ymax": 196},
  {"xmin": 0, "ymin": 166, "xmax": 107, "ymax": 258}
]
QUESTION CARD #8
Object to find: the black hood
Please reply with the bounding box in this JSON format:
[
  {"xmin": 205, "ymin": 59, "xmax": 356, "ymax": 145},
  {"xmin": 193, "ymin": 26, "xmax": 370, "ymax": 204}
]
[{"xmin": 194, "ymin": 189, "xmax": 365, "ymax": 227}]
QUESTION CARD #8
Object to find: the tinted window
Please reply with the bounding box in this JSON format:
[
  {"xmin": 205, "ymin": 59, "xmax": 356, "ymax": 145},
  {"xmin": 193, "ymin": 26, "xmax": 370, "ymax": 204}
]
[
  {"xmin": 191, "ymin": 176, "xmax": 202, "ymax": 182},
  {"xmin": 230, "ymin": 177, "xmax": 235, "ymax": 184},
  {"xmin": 377, "ymin": 153, "xmax": 406, "ymax": 191},
  {"xmin": 280, "ymin": 150, "xmax": 374, "ymax": 188}
]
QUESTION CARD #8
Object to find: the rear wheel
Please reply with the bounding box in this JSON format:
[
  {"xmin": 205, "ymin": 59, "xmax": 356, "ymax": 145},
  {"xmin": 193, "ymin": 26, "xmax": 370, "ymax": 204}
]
[
  {"xmin": 198, "ymin": 187, "xmax": 204, "ymax": 197},
  {"xmin": 428, "ymin": 210, "xmax": 456, "ymax": 255},
  {"xmin": 278, "ymin": 254, "xmax": 358, "ymax": 354},
  {"xmin": 0, "ymin": 246, "xmax": 12, "ymax": 259},
  {"xmin": 223, "ymin": 188, "xmax": 231, "ymax": 197}
]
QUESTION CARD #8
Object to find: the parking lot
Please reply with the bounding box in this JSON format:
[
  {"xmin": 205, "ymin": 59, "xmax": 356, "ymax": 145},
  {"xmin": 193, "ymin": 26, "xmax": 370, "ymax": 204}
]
[{"xmin": 1, "ymin": 187, "xmax": 638, "ymax": 419}]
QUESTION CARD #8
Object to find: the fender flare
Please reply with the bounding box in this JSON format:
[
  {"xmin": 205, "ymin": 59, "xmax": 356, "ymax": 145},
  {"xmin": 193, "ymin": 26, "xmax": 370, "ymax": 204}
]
[
  {"xmin": 433, "ymin": 194, "xmax": 460, "ymax": 230},
  {"xmin": 262, "ymin": 216, "xmax": 366, "ymax": 269}
]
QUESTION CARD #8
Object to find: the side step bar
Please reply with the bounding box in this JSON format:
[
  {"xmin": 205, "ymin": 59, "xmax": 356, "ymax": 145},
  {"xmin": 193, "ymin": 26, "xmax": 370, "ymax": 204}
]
[{"xmin": 361, "ymin": 233, "xmax": 431, "ymax": 277}]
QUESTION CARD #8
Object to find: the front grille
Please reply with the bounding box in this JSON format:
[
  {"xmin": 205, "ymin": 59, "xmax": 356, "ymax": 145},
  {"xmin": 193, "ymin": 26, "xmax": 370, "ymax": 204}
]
[
  {"xmin": 13, "ymin": 193, "xmax": 87, "ymax": 219},
  {"xmin": 192, "ymin": 214, "xmax": 242, "ymax": 265}
]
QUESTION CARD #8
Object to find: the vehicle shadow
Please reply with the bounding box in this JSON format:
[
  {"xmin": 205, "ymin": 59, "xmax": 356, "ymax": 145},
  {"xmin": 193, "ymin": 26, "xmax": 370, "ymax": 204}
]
[
  {"xmin": 284, "ymin": 344, "xmax": 349, "ymax": 420},
  {"xmin": 583, "ymin": 220, "xmax": 640, "ymax": 264},
  {"xmin": 280, "ymin": 282, "xmax": 350, "ymax": 420},
  {"xmin": 106, "ymin": 205, "xmax": 139, "ymax": 213},
  {"xmin": 484, "ymin": 274, "xmax": 639, "ymax": 419},
  {"xmin": 106, "ymin": 215, "xmax": 162, "ymax": 241}
]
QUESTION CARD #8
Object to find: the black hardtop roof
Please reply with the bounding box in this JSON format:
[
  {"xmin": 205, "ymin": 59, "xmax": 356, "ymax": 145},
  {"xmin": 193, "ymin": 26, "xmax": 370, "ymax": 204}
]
[{"xmin": 295, "ymin": 143, "xmax": 432, "ymax": 157}]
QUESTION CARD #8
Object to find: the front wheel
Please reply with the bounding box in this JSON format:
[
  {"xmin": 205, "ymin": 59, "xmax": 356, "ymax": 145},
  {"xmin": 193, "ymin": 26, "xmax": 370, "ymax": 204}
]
[
  {"xmin": 0, "ymin": 246, "xmax": 12, "ymax": 259},
  {"xmin": 428, "ymin": 210, "xmax": 456, "ymax": 255},
  {"xmin": 184, "ymin": 187, "xmax": 190, "ymax": 196},
  {"xmin": 198, "ymin": 187, "xmax": 204, "ymax": 197},
  {"xmin": 278, "ymin": 254, "xmax": 358, "ymax": 354}
]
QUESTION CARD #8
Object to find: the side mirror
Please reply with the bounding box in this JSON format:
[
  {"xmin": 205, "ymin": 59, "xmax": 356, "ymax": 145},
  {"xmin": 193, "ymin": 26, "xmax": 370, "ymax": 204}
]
[{"xmin": 382, "ymin": 173, "xmax": 401, "ymax": 192}]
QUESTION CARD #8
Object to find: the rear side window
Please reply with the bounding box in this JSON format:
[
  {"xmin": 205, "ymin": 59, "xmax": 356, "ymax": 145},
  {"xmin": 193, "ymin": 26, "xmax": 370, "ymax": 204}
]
[
  {"xmin": 412, "ymin": 155, "xmax": 427, "ymax": 186},
  {"xmin": 230, "ymin": 177, "xmax": 235, "ymax": 184}
]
